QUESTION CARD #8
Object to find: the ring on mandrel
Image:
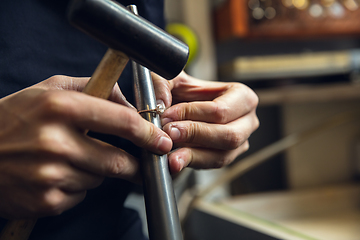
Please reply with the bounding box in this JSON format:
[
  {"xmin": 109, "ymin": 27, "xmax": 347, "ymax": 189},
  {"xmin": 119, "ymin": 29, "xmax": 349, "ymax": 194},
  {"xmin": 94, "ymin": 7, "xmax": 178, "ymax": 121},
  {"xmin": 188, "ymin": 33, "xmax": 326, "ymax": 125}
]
[{"xmin": 138, "ymin": 103, "xmax": 165, "ymax": 115}]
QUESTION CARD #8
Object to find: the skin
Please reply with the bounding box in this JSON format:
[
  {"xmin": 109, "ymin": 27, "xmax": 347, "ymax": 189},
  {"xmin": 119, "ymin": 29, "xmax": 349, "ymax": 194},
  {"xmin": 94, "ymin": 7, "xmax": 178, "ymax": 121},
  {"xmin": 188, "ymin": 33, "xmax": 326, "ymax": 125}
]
[
  {"xmin": 0, "ymin": 75, "xmax": 172, "ymax": 219},
  {"xmin": 153, "ymin": 72, "xmax": 259, "ymax": 174},
  {"xmin": 0, "ymin": 72, "xmax": 259, "ymax": 220}
]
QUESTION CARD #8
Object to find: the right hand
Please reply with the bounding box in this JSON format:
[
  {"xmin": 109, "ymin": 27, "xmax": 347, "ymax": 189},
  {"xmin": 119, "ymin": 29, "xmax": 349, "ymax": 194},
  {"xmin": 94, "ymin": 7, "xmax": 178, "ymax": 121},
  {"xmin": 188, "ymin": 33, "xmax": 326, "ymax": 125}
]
[{"xmin": 0, "ymin": 75, "xmax": 172, "ymax": 219}]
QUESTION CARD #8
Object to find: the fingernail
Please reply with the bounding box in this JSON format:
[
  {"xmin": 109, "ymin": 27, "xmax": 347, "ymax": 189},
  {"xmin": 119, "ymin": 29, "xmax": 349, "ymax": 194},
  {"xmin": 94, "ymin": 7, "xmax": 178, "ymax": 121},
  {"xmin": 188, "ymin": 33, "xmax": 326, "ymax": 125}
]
[
  {"xmin": 156, "ymin": 100, "xmax": 166, "ymax": 115},
  {"xmin": 177, "ymin": 156, "xmax": 185, "ymax": 172},
  {"xmin": 157, "ymin": 136, "xmax": 172, "ymax": 153},
  {"xmin": 162, "ymin": 117, "xmax": 173, "ymax": 126},
  {"xmin": 156, "ymin": 99, "xmax": 166, "ymax": 108},
  {"xmin": 170, "ymin": 155, "xmax": 185, "ymax": 173},
  {"xmin": 169, "ymin": 126, "xmax": 181, "ymax": 141}
]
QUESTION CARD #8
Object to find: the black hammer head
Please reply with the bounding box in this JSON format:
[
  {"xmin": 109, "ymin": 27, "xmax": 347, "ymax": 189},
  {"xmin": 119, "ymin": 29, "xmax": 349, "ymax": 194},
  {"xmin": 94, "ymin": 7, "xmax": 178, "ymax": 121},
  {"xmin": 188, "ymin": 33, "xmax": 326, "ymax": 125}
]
[{"xmin": 67, "ymin": 0, "xmax": 189, "ymax": 80}]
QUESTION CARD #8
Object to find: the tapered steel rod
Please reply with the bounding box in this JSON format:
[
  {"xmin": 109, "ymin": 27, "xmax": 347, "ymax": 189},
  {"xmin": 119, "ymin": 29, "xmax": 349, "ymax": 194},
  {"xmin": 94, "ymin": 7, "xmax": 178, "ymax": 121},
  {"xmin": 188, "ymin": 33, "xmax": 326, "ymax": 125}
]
[{"xmin": 129, "ymin": 5, "xmax": 182, "ymax": 240}]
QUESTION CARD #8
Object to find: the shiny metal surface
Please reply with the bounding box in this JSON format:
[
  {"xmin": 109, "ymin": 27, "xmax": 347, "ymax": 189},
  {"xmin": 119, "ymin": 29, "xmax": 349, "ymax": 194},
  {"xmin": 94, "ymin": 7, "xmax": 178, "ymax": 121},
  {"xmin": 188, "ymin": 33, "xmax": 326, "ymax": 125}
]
[
  {"xmin": 67, "ymin": 0, "xmax": 189, "ymax": 80},
  {"xmin": 130, "ymin": 5, "xmax": 183, "ymax": 240},
  {"xmin": 132, "ymin": 57, "xmax": 183, "ymax": 240}
]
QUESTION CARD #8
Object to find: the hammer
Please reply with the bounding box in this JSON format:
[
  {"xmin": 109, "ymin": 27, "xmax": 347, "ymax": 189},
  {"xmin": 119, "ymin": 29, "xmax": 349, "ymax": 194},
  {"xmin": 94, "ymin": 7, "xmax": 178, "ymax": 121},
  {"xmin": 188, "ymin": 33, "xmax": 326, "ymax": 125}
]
[{"xmin": 0, "ymin": 1, "xmax": 188, "ymax": 240}]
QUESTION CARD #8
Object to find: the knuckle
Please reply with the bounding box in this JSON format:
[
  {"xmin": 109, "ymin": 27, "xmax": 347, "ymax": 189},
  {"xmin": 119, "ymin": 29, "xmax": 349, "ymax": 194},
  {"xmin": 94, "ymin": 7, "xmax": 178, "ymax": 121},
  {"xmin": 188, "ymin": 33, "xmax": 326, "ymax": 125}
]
[
  {"xmin": 35, "ymin": 128, "xmax": 59, "ymax": 154},
  {"xmin": 213, "ymin": 155, "xmax": 231, "ymax": 169},
  {"xmin": 39, "ymin": 189, "xmax": 66, "ymax": 216},
  {"xmin": 181, "ymin": 103, "xmax": 193, "ymax": 120},
  {"xmin": 225, "ymin": 130, "xmax": 244, "ymax": 149},
  {"xmin": 106, "ymin": 158, "xmax": 126, "ymax": 176},
  {"xmin": 173, "ymin": 103, "xmax": 196, "ymax": 121},
  {"xmin": 243, "ymin": 140, "xmax": 250, "ymax": 152},
  {"xmin": 46, "ymin": 75, "xmax": 64, "ymax": 86},
  {"xmin": 37, "ymin": 90, "xmax": 76, "ymax": 119},
  {"xmin": 212, "ymin": 101, "xmax": 230, "ymax": 124},
  {"xmin": 38, "ymin": 91, "xmax": 62, "ymax": 111},
  {"xmin": 245, "ymin": 86, "xmax": 259, "ymax": 110},
  {"xmin": 35, "ymin": 126, "xmax": 72, "ymax": 158},
  {"xmin": 36, "ymin": 164, "xmax": 66, "ymax": 187},
  {"xmin": 249, "ymin": 89, "xmax": 259, "ymax": 108},
  {"xmin": 234, "ymin": 83, "xmax": 259, "ymax": 111},
  {"xmin": 185, "ymin": 123, "xmax": 197, "ymax": 143}
]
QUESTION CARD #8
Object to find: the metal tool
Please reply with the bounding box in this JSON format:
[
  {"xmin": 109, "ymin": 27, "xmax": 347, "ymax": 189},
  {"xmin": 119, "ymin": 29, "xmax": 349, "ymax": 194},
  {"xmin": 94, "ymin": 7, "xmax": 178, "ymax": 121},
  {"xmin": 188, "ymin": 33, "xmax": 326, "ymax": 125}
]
[
  {"xmin": 68, "ymin": 0, "xmax": 188, "ymax": 80},
  {"xmin": 129, "ymin": 5, "xmax": 183, "ymax": 240}
]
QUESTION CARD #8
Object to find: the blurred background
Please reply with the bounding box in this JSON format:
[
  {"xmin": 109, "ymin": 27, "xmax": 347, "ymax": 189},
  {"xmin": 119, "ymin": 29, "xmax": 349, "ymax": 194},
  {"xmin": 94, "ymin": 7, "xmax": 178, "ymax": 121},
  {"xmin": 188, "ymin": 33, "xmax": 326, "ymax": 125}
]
[{"xmin": 127, "ymin": 1, "xmax": 360, "ymax": 239}]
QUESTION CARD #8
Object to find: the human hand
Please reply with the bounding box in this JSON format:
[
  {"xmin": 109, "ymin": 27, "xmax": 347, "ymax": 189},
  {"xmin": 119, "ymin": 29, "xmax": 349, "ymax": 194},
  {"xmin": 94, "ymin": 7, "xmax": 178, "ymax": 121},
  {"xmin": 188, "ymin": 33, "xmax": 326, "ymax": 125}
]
[
  {"xmin": 152, "ymin": 71, "xmax": 259, "ymax": 174},
  {"xmin": 0, "ymin": 75, "xmax": 173, "ymax": 219}
]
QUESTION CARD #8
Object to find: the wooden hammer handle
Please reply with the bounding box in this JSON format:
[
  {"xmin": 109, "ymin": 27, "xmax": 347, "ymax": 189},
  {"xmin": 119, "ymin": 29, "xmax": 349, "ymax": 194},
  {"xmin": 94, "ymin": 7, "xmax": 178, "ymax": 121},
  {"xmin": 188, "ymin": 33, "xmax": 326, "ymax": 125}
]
[
  {"xmin": 0, "ymin": 220, "xmax": 37, "ymax": 240},
  {"xmin": 82, "ymin": 48, "xmax": 129, "ymax": 98},
  {"xmin": 0, "ymin": 48, "xmax": 129, "ymax": 240}
]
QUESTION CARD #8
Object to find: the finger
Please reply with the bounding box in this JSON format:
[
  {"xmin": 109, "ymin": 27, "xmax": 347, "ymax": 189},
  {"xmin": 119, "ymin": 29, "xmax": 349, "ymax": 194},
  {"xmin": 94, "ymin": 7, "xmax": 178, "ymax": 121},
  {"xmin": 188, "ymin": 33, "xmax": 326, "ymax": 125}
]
[
  {"xmin": 2, "ymin": 157, "xmax": 103, "ymax": 192},
  {"xmin": 163, "ymin": 110, "xmax": 259, "ymax": 150},
  {"xmin": 168, "ymin": 72, "xmax": 226, "ymax": 102},
  {"xmin": 1, "ymin": 186, "xmax": 86, "ymax": 219},
  {"xmin": 162, "ymin": 83, "xmax": 258, "ymax": 124},
  {"xmin": 151, "ymin": 72, "xmax": 173, "ymax": 108},
  {"xmin": 36, "ymin": 188, "xmax": 86, "ymax": 217},
  {"xmin": 34, "ymin": 75, "xmax": 90, "ymax": 91},
  {"xmin": 35, "ymin": 75, "xmax": 135, "ymax": 109},
  {"xmin": 33, "ymin": 162, "xmax": 104, "ymax": 192},
  {"xmin": 170, "ymin": 73, "xmax": 255, "ymax": 104},
  {"xmin": 38, "ymin": 90, "xmax": 172, "ymax": 155},
  {"xmin": 168, "ymin": 141, "xmax": 250, "ymax": 174},
  {"xmin": 69, "ymin": 136, "xmax": 141, "ymax": 182},
  {"xmin": 33, "ymin": 127, "xmax": 142, "ymax": 181},
  {"xmin": 16, "ymin": 123, "xmax": 142, "ymax": 181}
]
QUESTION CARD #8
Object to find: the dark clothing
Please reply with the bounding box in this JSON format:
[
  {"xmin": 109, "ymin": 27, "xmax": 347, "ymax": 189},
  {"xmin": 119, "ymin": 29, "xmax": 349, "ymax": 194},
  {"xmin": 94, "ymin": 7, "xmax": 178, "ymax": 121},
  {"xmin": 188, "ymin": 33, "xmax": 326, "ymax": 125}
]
[
  {"xmin": 0, "ymin": 0, "xmax": 165, "ymax": 98},
  {"xmin": 0, "ymin": 0, "xmax": 165, "ymax": 239}
]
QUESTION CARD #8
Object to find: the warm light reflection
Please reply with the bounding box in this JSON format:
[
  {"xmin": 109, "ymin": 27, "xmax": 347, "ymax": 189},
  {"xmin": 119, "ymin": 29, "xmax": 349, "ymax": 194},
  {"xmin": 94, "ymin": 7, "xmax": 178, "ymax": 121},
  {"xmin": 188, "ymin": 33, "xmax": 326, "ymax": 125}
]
[
  {"xmin": 321, "ymin": 0, "xmax": 336, "ymax": 7},
  {"xmin": 293, "ymin": 0, "xmax": 309, "ymax": 10},
  {"xmin": 282, "ymin": 0, "xmax": 294, "ymax": 8},
  {"xmin": 343, "ymin": 0, "xmax": 359, "ymax": 11}
]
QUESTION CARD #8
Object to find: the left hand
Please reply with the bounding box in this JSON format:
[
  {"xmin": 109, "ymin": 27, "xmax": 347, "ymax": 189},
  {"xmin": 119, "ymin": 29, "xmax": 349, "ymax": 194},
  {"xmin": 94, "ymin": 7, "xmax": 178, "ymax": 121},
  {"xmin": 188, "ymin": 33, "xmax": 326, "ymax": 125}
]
[{"xmin": 152, "ymin": 71, "xmax": 259, "ymax": 174}]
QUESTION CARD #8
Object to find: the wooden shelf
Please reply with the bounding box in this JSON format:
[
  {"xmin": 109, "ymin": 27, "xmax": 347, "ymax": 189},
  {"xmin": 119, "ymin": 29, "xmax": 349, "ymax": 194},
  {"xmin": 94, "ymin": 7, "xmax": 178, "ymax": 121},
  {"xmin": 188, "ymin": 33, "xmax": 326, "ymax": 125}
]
[{"xmin": 256, "ymin": 82, "xmax": 360, "ymax": 106}]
